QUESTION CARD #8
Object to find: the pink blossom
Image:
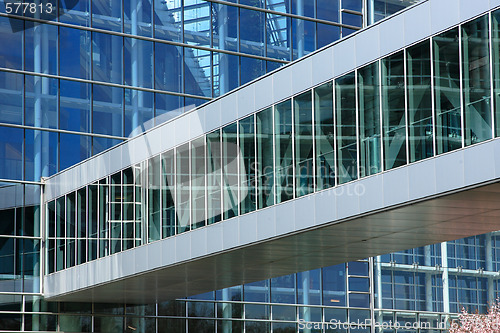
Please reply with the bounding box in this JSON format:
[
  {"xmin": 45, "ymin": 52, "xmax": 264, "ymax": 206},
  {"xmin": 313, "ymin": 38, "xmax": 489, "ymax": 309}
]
[{"xmin": 449, "ymin": 300, "xmax": 500, "ymax": 333}]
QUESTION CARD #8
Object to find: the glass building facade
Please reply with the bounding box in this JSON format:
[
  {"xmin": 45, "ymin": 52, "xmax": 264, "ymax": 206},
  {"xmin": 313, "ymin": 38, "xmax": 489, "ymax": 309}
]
[{"xmin": 5, "ymin": 0, "xmax": 498, "ymax": 332}]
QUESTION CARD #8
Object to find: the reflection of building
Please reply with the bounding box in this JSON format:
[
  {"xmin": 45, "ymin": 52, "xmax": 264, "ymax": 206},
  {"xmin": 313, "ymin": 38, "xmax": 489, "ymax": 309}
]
[{"xmin": 5, "ymin": 0, "xmax": 500, "ymax": 332}]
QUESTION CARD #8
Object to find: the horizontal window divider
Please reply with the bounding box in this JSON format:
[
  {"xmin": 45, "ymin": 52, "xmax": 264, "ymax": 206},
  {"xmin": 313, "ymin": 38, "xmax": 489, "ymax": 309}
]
[
  {"xmin": 202, "ymin": 0, "xmax": 362, "ymax": 30},
  {"xmin": 0, "ymin": 12, "xmax": 290, "ymax": 64},
  {"xmin": 0, "ymin": 122, "xmax": 127, "ymax": 141},
  {"xmin": 0, "ymin": 67, "xmax": 213, "ymax": 101}
]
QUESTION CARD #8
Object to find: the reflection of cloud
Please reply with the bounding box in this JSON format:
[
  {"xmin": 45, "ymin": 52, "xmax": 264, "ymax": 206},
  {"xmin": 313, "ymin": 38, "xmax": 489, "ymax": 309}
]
[{"xmin": 128, "ymin": 104, "xmax": 196, "ymax": 139}]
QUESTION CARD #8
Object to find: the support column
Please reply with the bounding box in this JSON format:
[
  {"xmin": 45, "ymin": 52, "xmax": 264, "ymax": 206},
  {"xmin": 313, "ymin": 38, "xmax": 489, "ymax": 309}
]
[
  {"xmin": 486, "ymin": 234, "xmax": 495, "ymax": 303},
  {"xmin": 441, "ymin": 242, "xmax": 450, "ymax": 317},
  {"xmin": 424, "ymin": 245, "xmax": 433, "ymax": 312},
  {"xmin": 222, "ymin": 288, "xmax": 232, "ymax": 333}
]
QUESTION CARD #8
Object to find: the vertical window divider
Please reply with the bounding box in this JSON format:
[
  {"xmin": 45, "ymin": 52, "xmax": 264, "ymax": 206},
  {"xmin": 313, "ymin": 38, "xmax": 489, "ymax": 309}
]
[
  {"xmin": 333, "ymin": 79, "xmax": 338, "ymax": 187},
  {"xmin": 404, "ymin": 49, "xmax": 410, "ymax": 166},
  {"xmin": 459, "ymin": 24, "xmax": 465, "ymax": 149},
  {"xmin": 204, "ymin": 135, "xmax": 208, "ymax": 227},
  {"xmin": 378, "ymin": 60, "xmax": 384, "ymax": 172},
  {"xmin": 173, "ymin": 148, "xmax": 177, "ymax": 236},
  {"xmin": 430, "ymin": 38, "xmax": 437, "ymax": 157},
  {"xmin": 291, "ymin": 98, "xmax": 296, "ymax": 199},
  {"xmin": 489, "ymin": 12, "xmax": 496, "ymax": 138},
  {"xmin": 219, "ymin": 129, "xmax": 224, "ymax": 220},
  {"xmin": 355, "ymin": 70, "xmax": 360, "ymax": 180},
  {"xmin": 188, "ymin": 141, "xmax": 192, "ymax": 230},
  {"xmin": 272, "ymin": 105, "xmax": 276, "ymax": 206},
  {"xmin": 311, "ymin": 88, "xmax": 316, "ymax": 192},
  {"xmin": 236, "ymin": 121, "xmax": 240, "ymax": 216},
  {"xmin": 253, "ymin": 113, "xmax": 258, "ymax": 210},
  {"xmin": 159, "ymin": 155, "xmax": 163, "ymax": 240}
]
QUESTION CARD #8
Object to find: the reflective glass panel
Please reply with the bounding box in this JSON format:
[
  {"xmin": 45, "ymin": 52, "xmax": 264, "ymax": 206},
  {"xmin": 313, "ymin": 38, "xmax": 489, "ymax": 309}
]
[
  {"xmin": 358, "ymin": 62, "xmax": 381, "ymax": 177},
  {"xmin": 407, "ymin": 40, "xmax": 433, "ymax": 162},
  {"xmin": 191, "ymin": 138, "xmax": 206, "ymax": 229},
  {"xmin": 124, "ymin": 89, "xmax": 154, "ymax": 137},
  {"xmin": 176, "ymin": 144, "xmax": 190, "ymax": 233},
  {"xmin": 241, "ymin": 57, "xmax": 265, "ymax": 85},
  {"xmin": 0, "ymin": 71, "xmax": 23, "ymax": 125},
  {"xmin": 155, "ymin": 43, "xmax": 183, "ymax": 93},
  {"xmin": 60, "ymin": 80, "xmax": 91, "ymax": 133},
  {"xmin": 240, "ymin": 8, "xmax": 265, "ymax": 57},
  {"xmin": 25, "ymin": 75, "xmax": 58, "ymax": 129},
  {"xmin": 0, "ymin": 16, "xmax": 22, "ymax": 70},
  {"xmin": 92, "ymin": 0, "xmax": 122, "ymax": 32},
  {"xmin": 462, "ymin": 15, "xmax": 492, "ymax": 145},
  {"xmin": 59, "ymin": 0, "xmax": 91, "ymax": 26},
  {"xmin": 335, "ymin": 72, "xmax": 358, "ymax": 184},
  {"xmin": 24, "ymin": 22, "xmax": 57, "ymax": 75},
  {"xmin": 0, "ymin": 127, "xmax": 22, "ymax": 180},
  {"xmin": 154, "ymin": 0, "xmax": 182, "ymax": 42},
  {"xmin": 266, "ymin": 13, "xmax": 291, "ymax": 61},
  {"xmin": 93, "ymin": 84, "xmax": 123, "ymax": 137},
  {"xmin": 239, "ymin": 115, "xmax": 256, "ymax": 215},
  {"xmin": 382, "ymin": 51, "xmax": 407, "ymax": 170},
  {"xmin": 294, "ymin": 91, "xmax": 314, "ymax": 197},
  {"xmin": 314, "ymin": 82, "xmax": 335, "ymax": 190},
  {"xmin": 256, "ymin": 108, "xmax": 274, "ymax": 209},
  {"xmin": 148, "ymin": 156, "xmax": 161, "ymax": 241},
  {"xmin": 207, "ymin": 130, "xmax": 222, "ymax": 225},
  {"xmin": 275, "ymin": 100, "xmax": 294, "ymax": 203},
  {"xmin": 433, "ymin": 27, "xmax": 462, "ymax": 154},
  {"xmin": 125, "ymin": 38, "xmax": 153, "ymax": 89},
  {"xmin": 222, "ymin": 124, "xmax": 239, "ymax": 219},
  {"xmin": 92, "ymin": 32, "xmax": 123, "ymax": 84},
  {"xmin": 162, "ymin": 150, "xmax": 176, "ymax": 238},
  {"xmin": 59, "ymin": 27, "xmax": 91, "ymax": 80},
  {"xmin": 493, "ymin": 10, "xmax": 500, "ymax": 136},
  {"xmin": 124, "ymin": 0, "xmax": 153, "ymax": 36}
]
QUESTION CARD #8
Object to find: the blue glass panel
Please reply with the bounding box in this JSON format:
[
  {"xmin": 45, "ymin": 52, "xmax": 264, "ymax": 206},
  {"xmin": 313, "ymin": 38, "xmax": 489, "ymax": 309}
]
[
  {"xmin": 240, "ymin": 8, "xmax": 265, "ymax": 57},
  {"xmin": 92, "ymin": 32, "xmax": 123, "ymax": 84},
  {"xmin": 183, "ymin": 0, "xmax": 210, "ymax": 47},
  {"xmin": 125, "ymin": 38, "xmax": 153, "ymax": 89},
  {"xmin": 92, "ymin": 84, "xmax": 123, "ymax": 137},
  {"xmin": 241, "ymin": 56, "xmax": 265, "ymax": 85},
  {"xmin": 155, "ymin": 93, "xmax": 184, "ymax": 124},
  {"xmin": 92, "ymin": 0, "xmax": 122, "ymax": 32},
  {"xmin": 92, "ymin": 137, "xmax": 121, "ymax": 155},
  {"xmin": 24, "ymin": 22, "xmax": 57, "ymax": 75},
  {"xmin": 155, "ymin": 42, "xmax": 182, "ymax": 93},
  {"xmin": 0, "ymin": 126, "xmax": 23, "ymax": 180},
  {"xmin": 342, "ymin": 0, "xmax": 362, "ymax": 12},
  {"xmin": 291, "ymin": 0, "xmax": 314, "ymax": 17},
  {"xmin": 185, "ymin": 48, "xmax": 211, "ymax": 97},
  {"xmin": 59, "ymin": 133, "xmax": 91, "ymax": 171},
  {"xmin": 213, "ymin": 52, "xmax": 239, "ymax": 97},
  {"xmin": 297, "ymin": 269, "xmax": 321, "ymax": 305},
  {"xmin": 60, "ymin": 80, "xmax": 91, "ymax": 133},
  {"xmin": 266, "ymin": 13, "xmax": 291, "ymax": 61},
  {"xmin": 0, "ymin": 71, "xmax": 23, "ymax": 125},
  {"xmin": 322, "ymin": 265, "xmax": 346, "ymax": 306},
  {"xmin": 25, "ymin": 75, "xmax": 58, "ymax": 129},
  {"xmin": 212, "ymin": 4, "xmax": 238, "ymax": 52},
  {"xmin": 184, "ymin": 97, "xmax": 206, "ymax": 111},
  {"xmin": 317, "ymin": 23, "xmax": 340, "ymax": 48},
  {"xmin": 24, "ymin": 129, "xmax": 58, "ymax": 180},
  {"xmin": 153, "ymin": 0, "xmax": 182, "ymax": 42},
  {"xmin": 317, "ymin": 0, "xmax": 339, "ymax": 22},
  {"xmin": 342, "ymin": 12, "xmax": 362, "ymax": 27},
  {"xmin": 0, "ymin": 16, "xmax": 22, "ymax": 70},
  {"xmin": 124, "ymin": 89, "xmax": 154, "ymax": 137},
  {"xmin": 271, "ymin": 275, "xmax": 295, "ymax": 304},
  {"xmin": 59, "ymin": 0, "xmax": 91, "ymax": 26},
  {"xmin": 59, "ymin": 27, "xmax": 91, "ymax": 80},
  {"xmin": 292, "ymin": 19, "xmax": 315, "ymax": 59},
  {"xmin": 124, "ymin": 0, "xmax": 153, "ymax": 36},
  {"xmin": 0, "ymin": 238, "xmax": 14, "ymax": 275}
]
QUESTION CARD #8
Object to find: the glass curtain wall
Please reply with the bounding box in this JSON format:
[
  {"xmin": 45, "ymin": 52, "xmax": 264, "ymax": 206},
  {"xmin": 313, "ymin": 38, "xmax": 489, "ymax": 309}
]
[{"xmin": 46, "ymin": 11, "xmax": 500, "ymax": 279}]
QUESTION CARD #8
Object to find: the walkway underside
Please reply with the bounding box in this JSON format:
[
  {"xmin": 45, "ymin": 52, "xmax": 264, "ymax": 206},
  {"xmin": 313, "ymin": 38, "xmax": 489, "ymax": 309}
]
[{"xmin": 44, "ymin": 141, "xmax": 500, "ymax": 303}]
